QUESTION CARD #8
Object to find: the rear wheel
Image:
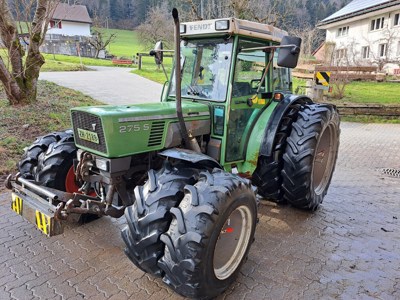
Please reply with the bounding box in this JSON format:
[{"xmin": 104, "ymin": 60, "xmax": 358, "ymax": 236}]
[
  {"xmin": 158, "ymin": 169, "xmax": 257, "ymax": 299},
  {"xmin": 121, "ymin": 162, "xmax": 200, "ymax": 276},
  {"xmin": 252, "ymin": 104, "xmax": 301, "ymax": 203},
  {"xmin": 282, "ymin": 104, "xmax": 340, "ymax": 210}
]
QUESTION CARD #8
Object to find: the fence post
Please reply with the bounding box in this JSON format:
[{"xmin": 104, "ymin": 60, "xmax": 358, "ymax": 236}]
[{"xmin": 138, "ymin": 54, "xmax": 142, "ymax": 70}]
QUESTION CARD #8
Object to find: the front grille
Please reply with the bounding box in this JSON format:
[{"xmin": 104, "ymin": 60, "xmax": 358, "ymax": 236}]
[
  {"xmin": 72, "ymin": 111, "xmax": 107, "ymax": 153},
  {"xmin": 148, "ymin": 121, "xmax": 165, "ymax": 147}
]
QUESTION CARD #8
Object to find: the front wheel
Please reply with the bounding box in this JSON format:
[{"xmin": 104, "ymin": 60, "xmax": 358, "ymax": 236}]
[
  {"xmin": 158, "ymin": 169, "xmax": 257, "ymax": 299},
  {"xmin": 35, "ymin": 134, "xmax": 79, "ymax": 192},
  {"xmin": 282, "ymin": 104, "xmax": 340, "ymax": 210}
]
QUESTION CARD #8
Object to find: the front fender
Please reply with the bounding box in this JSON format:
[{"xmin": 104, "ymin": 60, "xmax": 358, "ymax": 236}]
[{"xmin": 159, "ymin": 148, "xmax": 222, "ymax": 169}]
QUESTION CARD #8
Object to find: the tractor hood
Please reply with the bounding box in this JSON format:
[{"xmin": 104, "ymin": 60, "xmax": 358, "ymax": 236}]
[{"xmin": 70, "ymin": 101, "xmax": 211, "ymax": 158}]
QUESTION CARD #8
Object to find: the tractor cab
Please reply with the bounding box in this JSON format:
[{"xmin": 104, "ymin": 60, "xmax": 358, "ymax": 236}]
[{"xmin": 160, "ymin": 18, "xmax": 300, "ymax": 170}]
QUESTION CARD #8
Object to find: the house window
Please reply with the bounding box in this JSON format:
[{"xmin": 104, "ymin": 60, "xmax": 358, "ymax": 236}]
[
  {"xmin": 370, "ymin": 17, "xmax": 385, "ymax": 31},
  {"xmin": 336, "ymin": 49, "xmax": 347, "ymax": 60},
  {"xmin": 337, "ymin": 26, "xmax": 349, "ymax": 37},
  {"xmin": 394, "ymin": 13, "xmax": 400, "ymax": 26},
  {"xmin": 362, "ymin": 46, "xmax": 370, "ymax": 59},
  {"xmin": 49, "ymin": 20, "xmax": 62, "ymax": 29},
  {"xmin": 379, "ymin": 43, "xmax": 387, "ymax": 57}
]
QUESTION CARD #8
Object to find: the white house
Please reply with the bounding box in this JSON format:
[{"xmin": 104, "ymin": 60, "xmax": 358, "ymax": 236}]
[
  {"xmin": 47, "ymin": 3, "xmax": 92, "ymax": 37},
  {"xmin": 42, "ymin": 3, "xmax": 95, "ymax": 57},
  {"xmin": 318, "ymin": 0, "xmax": 400, "ymax": 73}
]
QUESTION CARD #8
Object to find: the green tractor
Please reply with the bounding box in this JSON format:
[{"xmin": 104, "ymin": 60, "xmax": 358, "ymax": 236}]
[{"xmin": 6, "ymin": 9, "xmax": 340, "ymax": 299}]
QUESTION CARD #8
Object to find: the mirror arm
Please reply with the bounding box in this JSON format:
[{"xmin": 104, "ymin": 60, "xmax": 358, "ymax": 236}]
[
  {"xmin": 150, "ymin": 49, "xmax": 175, "ymax": 53},
  {"xmin": 240, "ymin": 44, "xmax": 298, "ymax": 52},
  {"xmin": 256, "ymin": 49, "xmax": 275, "ymax": 94}
]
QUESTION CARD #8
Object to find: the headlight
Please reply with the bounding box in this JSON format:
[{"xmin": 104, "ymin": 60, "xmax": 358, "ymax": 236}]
[
  {"xmin": 215, "ymin": 20, "xmax": 229, "ymax": 31},
  {"xmin": 95, "ymin": 158, "xmax": 109, "ymax": 172}
]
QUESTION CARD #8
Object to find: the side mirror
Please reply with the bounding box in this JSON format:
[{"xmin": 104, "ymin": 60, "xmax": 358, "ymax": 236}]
[
  {"xmin": 149, "ymin": 41, "xmax": 164, "ymax": 65},
  {"xmin": 277, "ymin": 36, "xmax": 302, "ymax": 68}
]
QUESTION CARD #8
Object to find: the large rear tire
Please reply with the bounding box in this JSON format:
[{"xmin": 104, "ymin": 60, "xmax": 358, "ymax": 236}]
[
  {"xmin": 121, "ymin": 163, "xmax": 200, "ymax": 276},
  {"xmin": 282, "ymin": 104, "xmax": 340, "ymax": 210},
  {"xmin": 252, "ymin": 104, "xmax": 301, "ymax": 203},
  {"xmin": 17, "ymin": 130, "xmax": 73, "ymax": 180},
  {"xmin": 158, "ymin": 169, "xmax": 257, "ymax": 299}
]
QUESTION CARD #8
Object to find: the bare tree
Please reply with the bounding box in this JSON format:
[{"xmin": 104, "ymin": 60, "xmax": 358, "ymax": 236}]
[
  {"xmin": 365, "ymin": 27, "xmax": 400, "ymax": 72},
  {"xmin": 291, "ymin": 24, "xmax": 324, "ymax": 59},
  {"xmin": 87, "ymin": 29, "xmax": 116, "ymax": 58},
  {"xmin": 136, "ymin": 3, "xmax": 174, "ymax": 50},
  {"xmin": 327, "ymin": 42, "xmax": 354, "ymax": 99},
  {"xmin": 0, "ymin": 0, "xmax": 58, "ymax": 105}
]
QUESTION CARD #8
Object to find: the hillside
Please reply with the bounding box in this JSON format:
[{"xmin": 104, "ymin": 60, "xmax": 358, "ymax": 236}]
[{"xmin": 76, "ymin": 0, "xmax": 351, "ymax": 30}]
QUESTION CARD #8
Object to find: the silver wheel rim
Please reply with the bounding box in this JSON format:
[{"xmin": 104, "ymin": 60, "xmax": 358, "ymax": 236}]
[
  {"xmin": 312, "ymin": 124, "xmax": 337, "ymax": 195},
  {"xmin": 213, "ymin": 205, "xmax": 253, "ymax": 280}
]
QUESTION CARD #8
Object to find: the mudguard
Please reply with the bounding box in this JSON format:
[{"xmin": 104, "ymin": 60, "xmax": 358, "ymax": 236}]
[
  {"xmin": 259, "ymin": 94, "xmax": 312, "ymax": 157},
  {"xmin": 240, "ymin": 94, "xmax": 312, "ymax": 175},
  {"xmin": 159, "ymin": 148, "xmax": 222, "ymax": 169}
]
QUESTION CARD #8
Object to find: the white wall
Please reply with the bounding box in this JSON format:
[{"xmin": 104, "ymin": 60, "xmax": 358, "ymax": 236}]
[
  {"xmin": 325, "ymin": 9, "xmax": 400, "ymax": 73},
  {"xmin": 47, "ymin": 21, "xmax": 91, "ymax": 37}
]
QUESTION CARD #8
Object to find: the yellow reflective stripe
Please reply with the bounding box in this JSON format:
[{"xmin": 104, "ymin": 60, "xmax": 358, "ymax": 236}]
[
  {"xmin": 36, "ymin": 211, "xmax": 42, "ymax": 231},
  {"xmin": 11, "ymin": 194, "xmax": 22, "ymax": 215},
  {"xmin": 316, "ymin": 72, "xmax": 331, "ymax": 86},
  {"xmin": 42, "ymin": 213, "xmax": 48, "ymax": 235},
  {"xmin": 35, "ymin": 211, "xmax": 49, "ymax": 235}
]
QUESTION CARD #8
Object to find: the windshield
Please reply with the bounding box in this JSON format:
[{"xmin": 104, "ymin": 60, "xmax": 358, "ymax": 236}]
[{"xmin": 169, "ymin": 38, "xmax": 233, "ymax": 102}]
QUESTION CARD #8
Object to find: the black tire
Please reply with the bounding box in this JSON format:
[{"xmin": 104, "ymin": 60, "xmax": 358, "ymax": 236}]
[
  {"xmin": 17, "ymin": 130, "xmax": 73, "ymax": 179},
  {"xmin": 282, "ymin": 104, "xmax": 340, "ymax": 210},
  {"xmin": 158, "ymin": 169, "xmax": 257, "ymax": 299},
  {"xmin": 35, "ymin": 133, "xmax": 77, "ymax": 190},
  {"xmin": 121, "ymin": 163, "xmax": 200, "ymax": 277},
  {"xmin": 252, "ymin": 104, "xmax": 301, "ymax": 203}
]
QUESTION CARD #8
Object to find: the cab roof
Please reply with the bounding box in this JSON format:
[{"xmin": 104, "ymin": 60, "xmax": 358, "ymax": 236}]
[{"xmin": 181, "ymin": 18, "xmax": 288, "ymax": 43}]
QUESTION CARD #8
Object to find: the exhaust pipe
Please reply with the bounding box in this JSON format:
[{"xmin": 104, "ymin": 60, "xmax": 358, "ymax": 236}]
[{"xmin": 172, "ymin": 8, "xmax": 200, "ymax": 152}]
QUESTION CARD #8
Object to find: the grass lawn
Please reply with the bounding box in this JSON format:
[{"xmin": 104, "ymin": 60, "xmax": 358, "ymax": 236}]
[
  {"xmin": 0, "ymin": 81, "xmax": 101, "ymax": 178},
  {"xmin": 98, "ymin": 28, "xmax": 142, "ymax": 57},
  {"xmin": 341, "ymin": 81, "xmax": 400, "ymax": 104},
  {"xmin": 43, "ymin": 54, "xmax": 114, "ymax": 67},
  {"xmin": 292, "ymin": 77, "xmax": 400, "ymax": 105}
]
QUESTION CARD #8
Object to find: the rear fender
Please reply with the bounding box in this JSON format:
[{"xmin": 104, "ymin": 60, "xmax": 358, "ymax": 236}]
[
  {"xmin": 240, "ymin": 95, "xmax": 312, "ymax": 174},
  {"xmin": 259, "ymin": 95, "xmax": 313, "ymax": 157}
]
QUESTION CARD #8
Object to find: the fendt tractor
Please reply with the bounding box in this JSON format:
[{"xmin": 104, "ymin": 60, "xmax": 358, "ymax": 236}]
[{"xmin": 6, "ymin": 9, "xmax": 340, "ymax": 299}]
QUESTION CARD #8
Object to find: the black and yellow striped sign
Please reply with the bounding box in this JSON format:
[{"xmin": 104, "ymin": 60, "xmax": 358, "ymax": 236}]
[
  {"xmin": 315, "ymin": 71, "xmax": 331, "ymax": 86},
  {"xmin": 11, "ymin": 194, "xmax": 23, "ymax": 215},
  {"xmin": 35, "ymin": 211, "xmax": 51, "ymax": 235}
]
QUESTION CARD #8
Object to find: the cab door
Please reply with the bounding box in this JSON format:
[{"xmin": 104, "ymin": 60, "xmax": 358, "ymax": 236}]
[{"xmin": 225, "ymin": 39, "xmax": 271, "ymax": 163}]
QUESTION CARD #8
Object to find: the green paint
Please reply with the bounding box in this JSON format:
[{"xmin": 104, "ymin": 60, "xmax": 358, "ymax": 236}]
[{"xmin": 71, "ymin": 101, "xmax": 210, "ymax": 158}]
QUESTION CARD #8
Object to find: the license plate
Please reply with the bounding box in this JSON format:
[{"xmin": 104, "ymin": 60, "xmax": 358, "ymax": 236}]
[
  {"xmin": 11, "ymin": 194, "xmax": 23, "ymax": 215},
  {"xmin": 77, "ymin": 128, "xmax": 99, "ymax": 144}
]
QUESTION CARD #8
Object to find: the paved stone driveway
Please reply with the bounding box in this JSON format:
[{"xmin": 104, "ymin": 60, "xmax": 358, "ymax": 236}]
[
  {"xmin": 0, "ymin": 122, "xmax": 399, "ymax": 300},
  {"xmin": 39, "ymin": 67, "xmax": 162, "ymax": 105}
]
